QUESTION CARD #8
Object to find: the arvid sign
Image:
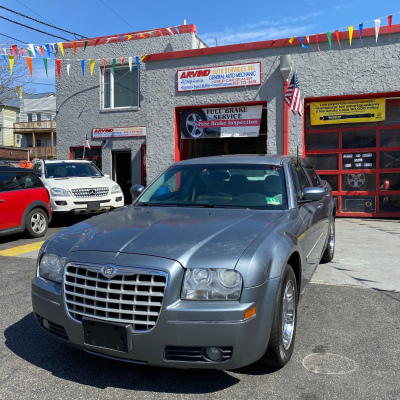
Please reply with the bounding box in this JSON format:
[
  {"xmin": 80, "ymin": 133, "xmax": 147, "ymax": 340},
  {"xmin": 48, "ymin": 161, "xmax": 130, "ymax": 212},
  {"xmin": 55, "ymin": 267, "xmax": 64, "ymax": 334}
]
[
  {"xmin": 92, "ymin": 126, "xmax": 146, "ymax": 139},
  {"xmin": 177, "ymin": 62, "xmax": 261, "ymax": 92}
]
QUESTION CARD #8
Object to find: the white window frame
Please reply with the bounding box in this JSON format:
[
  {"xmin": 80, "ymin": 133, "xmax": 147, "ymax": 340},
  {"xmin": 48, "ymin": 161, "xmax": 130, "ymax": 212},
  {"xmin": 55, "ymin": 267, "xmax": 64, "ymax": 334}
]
[{"xmin": 101, "ymin": 66, "xmax": 140, "ymax": 110}]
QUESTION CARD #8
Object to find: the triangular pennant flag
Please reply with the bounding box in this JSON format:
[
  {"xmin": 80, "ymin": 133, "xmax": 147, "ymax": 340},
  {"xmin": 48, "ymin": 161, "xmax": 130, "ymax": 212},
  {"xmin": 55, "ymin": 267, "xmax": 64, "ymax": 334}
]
[
  {"xmin": 348, "ymin": 26, "xmax": 354, "ymax": 47},
  {"xmin": 148, "ymin": 31, "xmax": 154, "ymax": 36},
  {"xmin": 84, "ymin": 41, "xmax": 88, "ymax": 50},
  {"xmin": 139, "ymin": 33, "xmax": 146, "ymax": 38},
  {"xmin": 289, "ymin": 36, "xmax": 295, "ymax": 44},
  {"xmin": 335, "ymin": 30, "xmax": 341, "ymax": 49},
  {"xmin": 94, "ymin": 39, "xmax": 100, "ymax": 47},
  {"xmin": 43, "ymin": 58, "xmax": 48, "ymax": 77},
  {"xmin": 120, "ymin": 36, "xmax": 123, "ymax": 42},
  {"xmin": 27, "ymin": 48, "xmax": 33, "ymax": 57},
  {"xmin": 127, "ymin": 35, "xmax": 132, "ymax": 41},
  {"xmin": 128, "ymin": 57, "xmax": 132, "ymax": 72},
  {"xmin": 26, "ymin": 57, "xmax": 33, "ymax": 77},
  {"xmin": 112, "ymin": 59, "xmax": 116, "ymax": 73},
  {"xmin": 359, "ymin": 23, "xmax": 363, "ymax": 45},
  {"xmin": 56, "ymin": 59, "xmax": 61, "ymax": 78},
  {"xmin": 140, "ymin": 55, "xmax": 146, "ymax": 62},
  {"xmin": 105, "ymin": 38, "xmax": 111, "ymax": 44},
  {"xmin": 45, "ymin": 44, "xmax": 51, "ymax": 58},
  {"xmin": 28, "ymin": 44, "xmax": 36, "ymax": 57},
  {"xmin": 326, "ymin": 31, "xmax": 332, "ymax": 49},
  {"xmin": 306, "ymin": 35, "xmax": 310, "ymax": 44},
  {"xmin": 57, "ymin": 42, "xmax": 64, "ymax": 56},
  {"xmin": 175, "ymin": 26, "xmax": 180, "ymax": 34},
  {"xmin": 90, "ymin": 60, "xmax": 95, "ymax": 76},
  {"xmin": 12, "ymin": 45, "xmax": 18, "ymax": 59},
  {"xmin": 158, "ymin": 30, "xmax": 163, "ymax": 37},
  {"xmin": 8, "ymin": 55, "xmax": 15, "ymax": 75},
  {"xmin": 51, "ymin": 44, "xmax": 56, "ymax": 53},
  {"xmin": 374, "ymin": 19, "xmax": 381, "ymax": 42},
  {"xmin": 316, "ymin": 33, "xmax": 321, "ymax": 52},
  {"xmin": 388, "ymin": 15, "xmax": 393, "ymax": 36},
  {"xmin": 135, "ymin": 56, "xmax": 139, "ymax": 66},
  {"xmin": 67, "ymin": 63, "xmax": 71, "ymax": 76},
  {"xmin": 103, "ymin": 58, "xmax": 106, "ymax": 73},
  {"xmin": 81, "ymin": 59, "xmax": 85, "ymax": 76},
  {"xmin": 299, "ymin": 37, "xmax": 308, "ymax": 49},
  {"xmin": 20, "ymin": 48, "xmax": 28, "ymax": 56},
  {"xmin": 2, "ymin": 54, "xmax": 8, "ymax": 64},
  {"xmin": 166, "ymin": 28, "xmax": 173, "ymax": 35},
  {"xmin": 120, "ymin": 58, "xmax": 124, "ymax": 70},
  {"xmin": 73, "ymin": 42, "xmax": 77, "ymax": 54}
]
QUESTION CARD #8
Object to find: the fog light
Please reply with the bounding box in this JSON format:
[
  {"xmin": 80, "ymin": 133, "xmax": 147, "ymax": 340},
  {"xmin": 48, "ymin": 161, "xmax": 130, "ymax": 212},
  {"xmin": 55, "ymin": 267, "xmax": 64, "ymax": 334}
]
[
  {"xmin": 204, "ymin": 346, "xmax": 222, "ymax": 361},
  {"xmin": 116, "ymin": 197, "xmax": 123, "ymax": 202},
  {"xmin": 55, "ymin": 201, "xmax": 67, "ymax": 206},
  {"xmin": 42, "ymin": 318, "xmax": 50, "ymax": 330}
]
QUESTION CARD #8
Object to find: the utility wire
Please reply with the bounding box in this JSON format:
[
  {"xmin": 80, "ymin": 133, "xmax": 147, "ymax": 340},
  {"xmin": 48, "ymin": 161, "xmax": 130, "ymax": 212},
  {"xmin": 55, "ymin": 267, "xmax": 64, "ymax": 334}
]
[
  {"xmin": 0, "ymin": 16, "xmax": 69, "ymax": 41},
  {"xmin": 0, "ymin": 32, "xmax": 27, "ymax": 44},
  {"xmin": 0, "ymin": 5, "xmax": 86, "ymax": 39},
  {"xmin": 99, "ymin": 0, "xmax": 136, "ymax": 31}
]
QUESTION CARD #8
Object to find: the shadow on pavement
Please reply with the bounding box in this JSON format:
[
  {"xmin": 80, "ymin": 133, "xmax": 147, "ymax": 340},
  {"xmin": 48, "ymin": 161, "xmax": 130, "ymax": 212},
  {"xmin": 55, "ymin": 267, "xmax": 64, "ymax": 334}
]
[{"xmin": 4, "ymin": 313, "xmax": 277, "ymax": 393}]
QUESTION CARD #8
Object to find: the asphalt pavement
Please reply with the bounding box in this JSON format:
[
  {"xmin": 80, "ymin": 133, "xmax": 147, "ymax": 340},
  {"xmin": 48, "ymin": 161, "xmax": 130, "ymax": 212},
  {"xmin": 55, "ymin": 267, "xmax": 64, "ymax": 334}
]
[{"xmin": 0, "ymin": 218, "xmax": 399, "ymax": 399}]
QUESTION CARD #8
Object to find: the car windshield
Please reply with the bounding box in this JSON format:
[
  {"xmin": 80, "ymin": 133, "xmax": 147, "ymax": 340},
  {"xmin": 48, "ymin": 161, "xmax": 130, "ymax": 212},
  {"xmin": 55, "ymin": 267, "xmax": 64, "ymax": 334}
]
[
  {"xmin": 138, "ymin": 163, "xmax": 288, "ymax": 210},
  {"xmin": 45, "ymin": 163, "xmax": 102, "ymax": 178}
]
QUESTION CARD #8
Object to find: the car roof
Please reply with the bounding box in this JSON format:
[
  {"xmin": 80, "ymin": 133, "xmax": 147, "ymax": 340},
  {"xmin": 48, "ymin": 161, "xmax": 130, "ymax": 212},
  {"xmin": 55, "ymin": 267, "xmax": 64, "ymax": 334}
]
[
  {"xmin": 0, "ymin": 167, "xmax": 33, "ymax": 172},
  {"xmin": 42, "ymin": 159, "xmax": 91, "ymax": 164},
  {"xmin": 175, "ymin": 154, "xmax": 303, "ymax": 166}
]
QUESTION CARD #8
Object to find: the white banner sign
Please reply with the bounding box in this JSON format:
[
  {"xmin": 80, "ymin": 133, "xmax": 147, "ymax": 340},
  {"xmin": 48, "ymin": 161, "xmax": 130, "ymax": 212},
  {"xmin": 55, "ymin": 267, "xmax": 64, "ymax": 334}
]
[
  {"xmin": 180, "ymin": 105, "xmax": 263, "ymax": 139},
  {"xmin": 92, "ymin": 126, "xmax": 146, "ymax": 139},
  {"xmin": 177, "ymin": 62, "xmax": 261, "ymax": 92}
]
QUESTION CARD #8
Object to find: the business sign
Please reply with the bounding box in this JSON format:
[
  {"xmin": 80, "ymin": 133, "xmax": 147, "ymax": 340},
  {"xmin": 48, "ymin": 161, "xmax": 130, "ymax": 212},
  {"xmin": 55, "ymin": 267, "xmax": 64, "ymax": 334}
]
[
  {"xmin": 92, "ymin": 126, "xmax": 146, "ymax": 139},
  {"xmin": 177, "ymin": 62, "xmax": 261, "ymax": 92},
  {"xmin": 310, "ymin": 99, "xmax": 386, "ymax": 125},
  {"xmin": 180, "ymin": 105, "xmax": 263, "ymax": 139}
]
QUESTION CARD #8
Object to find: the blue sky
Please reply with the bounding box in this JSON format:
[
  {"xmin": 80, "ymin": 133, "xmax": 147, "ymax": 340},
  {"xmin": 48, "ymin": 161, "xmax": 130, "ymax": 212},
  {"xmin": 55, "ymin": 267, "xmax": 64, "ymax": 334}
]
[{"xmin": 0, "ymin": 0, "xmax": 399, "ymax": 92}]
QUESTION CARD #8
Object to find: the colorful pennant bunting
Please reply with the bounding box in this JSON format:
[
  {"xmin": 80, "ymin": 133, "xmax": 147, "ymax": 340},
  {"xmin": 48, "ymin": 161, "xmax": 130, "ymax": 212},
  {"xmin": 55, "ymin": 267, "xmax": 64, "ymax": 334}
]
[
  {"xmin": 289, "ymin": 36, "xmax": 295, "ymax": 44},
  {"xmin": 112, "ymin": 59, "xmax": 116, "ymax": 73},
  {"xmin": 81, "ymin": 59, "xmax": 85, "ymax": 76},
  {"xmin": 58, "ymin": 42, "xmax": 64, "ymax": 56},
  {"xmin": 26, "ymin": 57, "xmax": 32, "ymax": 77},
  {"xmin": 388, "ymin": 15, "xmax": 393, "ymax": 36},
  {"xmin": 8, "ymin": 55, "xmax": 14, "ymax": 75},
  {"xmin": 349, "ymin": 26, "xmax": 354, "ymax": 47},
  {"xmin": 45, "ymin": 44, "xmax": 51, "ymax": 58},
  {"xmin": 128, "ymin": 57, "xmax": 132, "ymax": 72},
  {"xmin": 56, "ymin": 59, "xmax": 61, "ymax": 77},
  {"xmin": 12, "ymin": 45, "xmax": 18, "ymax": 59},
  {"xmin": 90, "ymin": 59, "xmax": 95, "ymax": 76},
  {"xmin": 335, "ymin": 30, "xmax": 341, "ymax": 49},
  {"xmin": 359, "ymin": 23, "xmax": 363, "ymax": 45},
  {"xmin": 316, "ymin": 33, "xmax": 321, "ymax": 52},
  {"xmin": 43, "ymin": 58, "xmax": 48, "ymax": 77},
  {"xmin": 28, "ymin": 44, "xmax": 35, "ymax": 57},
  {"xmin": 374, "ymin": 19, "xmax": 381, "ymax": 42},
  {"xmin": 73, "ymin": 42, "xmax": 77, "ymax": 54},
  {"xmin": 326, "ymin": 31, "xmax": 332, "ymax": 49},
  {"xmin": 84, "ymin": 41, "xmax": 88, "ymax": 50},
  {"xmin": 299, "ymin": 37, "xmax": 308, "ymax": 49},
  {"xmin": 67, "ymin": 64, "xmax": 71, "ymax": 76},
  {"xmin": 94, "ymin": 39, "xmax": 100, "ymax": 47}
]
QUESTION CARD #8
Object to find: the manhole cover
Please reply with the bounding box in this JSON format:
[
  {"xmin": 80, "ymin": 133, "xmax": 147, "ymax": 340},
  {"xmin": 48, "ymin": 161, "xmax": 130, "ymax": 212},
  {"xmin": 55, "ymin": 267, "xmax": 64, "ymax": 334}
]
[{"xmin": 303, "ymin": 353, "xmax": 358, "ymax": 375}]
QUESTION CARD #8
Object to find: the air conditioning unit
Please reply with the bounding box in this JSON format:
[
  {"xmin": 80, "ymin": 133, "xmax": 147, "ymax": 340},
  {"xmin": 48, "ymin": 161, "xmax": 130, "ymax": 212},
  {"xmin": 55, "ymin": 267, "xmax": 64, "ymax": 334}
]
[{"xmin": 15, "ymin": 134, "xmax": 22, "ymax": 146}]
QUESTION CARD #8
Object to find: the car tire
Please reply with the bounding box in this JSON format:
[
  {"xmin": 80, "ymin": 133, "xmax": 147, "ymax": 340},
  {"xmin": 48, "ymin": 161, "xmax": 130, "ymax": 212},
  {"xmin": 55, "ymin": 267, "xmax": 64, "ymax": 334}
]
[
  {"xmin": 181, "ymin": 109, "xmax": 207, "ymax": 138},
  {"xmin": 25, "ymin": 208, "xmax": 48, "ymax": 238},
  {"xmin": 321, "ymin": 217, "xmax": 335, "ymax": 263},
  {"xmin": 259, "ymin": 263, "xmax": 298, "ymax": 368}
]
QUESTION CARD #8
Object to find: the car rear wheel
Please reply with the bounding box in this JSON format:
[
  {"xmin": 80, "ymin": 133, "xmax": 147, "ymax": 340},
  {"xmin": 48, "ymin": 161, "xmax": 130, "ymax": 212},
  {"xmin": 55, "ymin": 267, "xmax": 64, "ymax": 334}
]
[
  {"xmin": 259, "ymin": 264, "xmax": 297, "ymax": 368},
  {"xmin": 321, "ymin": 218, "xmax": 335, "ymax": 263},
  {"xmin": 25, "ymin": 208, "xmax": 48, "ymax": 238}
]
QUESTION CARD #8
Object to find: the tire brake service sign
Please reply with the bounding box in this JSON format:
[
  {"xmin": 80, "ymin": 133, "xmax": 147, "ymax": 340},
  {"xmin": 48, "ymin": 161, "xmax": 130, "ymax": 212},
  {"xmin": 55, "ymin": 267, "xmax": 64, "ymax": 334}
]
[
  {"xmin": 180, "ymin": 105, "xmax": 263, "ymax": 139},
  {"xmin": 177, "ymin": 62, "xmax": 261, "ymax": 92},
  {"xmin": 310, "ymin": 99, "xmax": 386, "ymax": 125}
]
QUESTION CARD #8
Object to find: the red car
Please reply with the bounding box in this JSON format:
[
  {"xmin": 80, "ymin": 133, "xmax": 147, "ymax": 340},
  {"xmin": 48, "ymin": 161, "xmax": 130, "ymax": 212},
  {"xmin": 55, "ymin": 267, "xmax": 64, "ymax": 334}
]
[{"xmin": 0, "ymin": 167, "xmax": 52, "ymax": 238}]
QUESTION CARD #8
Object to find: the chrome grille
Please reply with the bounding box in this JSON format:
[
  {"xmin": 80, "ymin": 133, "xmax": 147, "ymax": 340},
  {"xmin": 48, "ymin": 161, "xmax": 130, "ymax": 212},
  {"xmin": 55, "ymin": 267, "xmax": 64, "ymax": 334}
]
[
  {"xmin": 64, "ymin": 264, "xmax": 167, "ymax": 332},
  {"xmin": 71, "ymin": 187, "xmax": 109, "ymax": 197}
]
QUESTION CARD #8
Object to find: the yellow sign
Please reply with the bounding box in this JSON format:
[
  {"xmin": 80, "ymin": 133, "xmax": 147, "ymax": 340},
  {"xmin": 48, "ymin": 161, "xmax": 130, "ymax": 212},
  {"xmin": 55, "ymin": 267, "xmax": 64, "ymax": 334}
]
[{"xmin": 310, "ymin": 98, "xmax": 386, "ymax": 125}]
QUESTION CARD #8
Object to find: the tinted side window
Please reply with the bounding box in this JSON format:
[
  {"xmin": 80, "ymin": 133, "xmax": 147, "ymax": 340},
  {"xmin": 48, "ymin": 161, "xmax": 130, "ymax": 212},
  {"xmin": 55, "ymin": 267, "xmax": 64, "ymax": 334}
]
[
  {"xmin": 305, "ymin": 166, "xmax": 320, "ymax": 186},
  {"xmin": 290, "ymin": 164, "xmax": 311, "ymax": 198},
  {"xmin": 0, "ymin": 172, "xmax": 43, "ymax": 192}
]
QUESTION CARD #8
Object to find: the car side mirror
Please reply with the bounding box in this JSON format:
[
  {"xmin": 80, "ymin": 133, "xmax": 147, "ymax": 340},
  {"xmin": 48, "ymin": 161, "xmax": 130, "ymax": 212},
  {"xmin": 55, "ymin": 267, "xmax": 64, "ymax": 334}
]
[
  {"xmin": 130, "ymin": 184, "xmax": 145, "ymax": 199},
  {"xmin": 299, "ymin": 187, "xmax": 326, "ymax": 202}
]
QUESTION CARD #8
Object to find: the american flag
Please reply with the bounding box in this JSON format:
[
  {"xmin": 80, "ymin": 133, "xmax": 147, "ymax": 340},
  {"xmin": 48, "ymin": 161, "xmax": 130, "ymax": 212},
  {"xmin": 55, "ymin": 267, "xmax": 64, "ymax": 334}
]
[
  {"xmin": 84, "ymin": 134, "xmax": 91, "ymax": 149},
  {"xmin": 284, "ymin": 70, "xmax": 303, "ymax": 116}
]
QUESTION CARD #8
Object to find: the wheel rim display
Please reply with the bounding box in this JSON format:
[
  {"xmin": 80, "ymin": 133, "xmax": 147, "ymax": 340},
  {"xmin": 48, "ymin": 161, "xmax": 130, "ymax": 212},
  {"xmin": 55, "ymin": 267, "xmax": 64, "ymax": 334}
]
[
  {"xmin": 186, "ymin": 113, "xmax": 204, "ymax": 138},
  {"xmin": 31, "ymin": 213, "xmax": 46, "ymax": 234},
  {"xmin": 282, "ymin": 280, "xmax": 295, "ymax": 350}
]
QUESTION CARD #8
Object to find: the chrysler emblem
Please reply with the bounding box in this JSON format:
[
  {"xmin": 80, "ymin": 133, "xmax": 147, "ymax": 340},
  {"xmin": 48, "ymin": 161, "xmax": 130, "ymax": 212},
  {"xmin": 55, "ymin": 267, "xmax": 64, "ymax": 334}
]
[
  {"xmin": 89, "ymin": 189, "xmax": 96, "ymax": 196},
  {"xmin": 101, "ymin": 265, "xmax": 117, "ymax": 278}
]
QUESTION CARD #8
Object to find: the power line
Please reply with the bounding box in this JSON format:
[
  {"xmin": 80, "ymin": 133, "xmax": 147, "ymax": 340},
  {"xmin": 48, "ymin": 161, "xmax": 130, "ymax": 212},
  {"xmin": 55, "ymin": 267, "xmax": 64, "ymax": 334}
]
[
  {"xmin": 0, "ymin": 16, "xmax": 69, "ymax": 41},
  {"xmin": 0, "ymin": 5, "xmax": 86, "ymax": 39},
  {"xmin": 99, "ymin": 0, "xmax": 136, "ymax": 31},
  {"xmin": 0, "ymin": 32, "xmax": 27, "ymax": 44}
]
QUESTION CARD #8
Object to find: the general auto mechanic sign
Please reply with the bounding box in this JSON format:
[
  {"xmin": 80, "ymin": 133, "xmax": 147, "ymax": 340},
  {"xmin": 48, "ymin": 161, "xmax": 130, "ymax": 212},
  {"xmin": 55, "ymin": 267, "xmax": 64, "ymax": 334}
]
[
  {"xmin": 177, "ymin": 62, "xmax": 261, "ymax": 92},
  {"xmin": 92, "ymin": 126, "xmax": 146, "ymax": 139}
]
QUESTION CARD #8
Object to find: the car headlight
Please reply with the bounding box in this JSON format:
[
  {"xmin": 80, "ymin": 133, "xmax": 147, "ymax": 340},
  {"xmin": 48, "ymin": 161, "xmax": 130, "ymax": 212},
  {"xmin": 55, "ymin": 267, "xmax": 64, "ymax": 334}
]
[
  {"xmin": 38, "ymin": 253, "xmax": 67, "ymax": 283},
  {"xmin": 181, "ymin": 268, "xmax": 243, "ymax": 300},
  {"xmin": 50, "ymin": 187, "xmax": 70, "ymax": 197},
  {"xmin": 110, "ymin": 184, "xmax": 122, "ymax": 194}
]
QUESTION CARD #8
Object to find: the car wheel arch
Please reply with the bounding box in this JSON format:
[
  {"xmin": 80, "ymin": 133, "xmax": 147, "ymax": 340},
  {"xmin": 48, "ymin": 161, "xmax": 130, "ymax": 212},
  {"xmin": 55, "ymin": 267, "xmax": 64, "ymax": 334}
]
[
  {"xmin": 21, "ymin": 201, "xmax": 51, "ymax": 227},
  {"xmin": 286, "ymin": 251, "xmax": 302, "ymax": 298}
]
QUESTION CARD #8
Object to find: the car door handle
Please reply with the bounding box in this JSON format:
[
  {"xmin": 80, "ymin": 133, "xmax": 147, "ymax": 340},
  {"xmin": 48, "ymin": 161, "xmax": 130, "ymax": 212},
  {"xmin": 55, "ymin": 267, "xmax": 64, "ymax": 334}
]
[
  {"xmin": 317, "ymin": 202, "xmax": 323, "ymax": 209},
  {"xmin": 0, "ymin": 199, "xmax": 4, "ymax": 203}
]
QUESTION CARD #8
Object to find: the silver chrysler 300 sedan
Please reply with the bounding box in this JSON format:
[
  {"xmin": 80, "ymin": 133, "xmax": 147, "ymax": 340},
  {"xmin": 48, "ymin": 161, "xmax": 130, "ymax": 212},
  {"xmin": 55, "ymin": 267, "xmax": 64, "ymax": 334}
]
[{"xmin": 32, "ymin": 155, "xmax": 336, "ymax": 369}]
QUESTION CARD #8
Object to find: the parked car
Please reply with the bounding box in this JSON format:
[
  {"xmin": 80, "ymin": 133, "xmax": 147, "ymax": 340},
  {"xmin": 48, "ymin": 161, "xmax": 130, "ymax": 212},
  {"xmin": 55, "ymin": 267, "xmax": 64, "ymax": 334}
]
[
  {"xmin": 32, "ymin": 159, "xmax": 124, "ymax": 214},
  {"xmin": 0, "ymin": 167, "xmax": 51, "ymax": 237},
  {"xmin": 32, "ymin": 155, "xmax": 335, "ymax": 369}
]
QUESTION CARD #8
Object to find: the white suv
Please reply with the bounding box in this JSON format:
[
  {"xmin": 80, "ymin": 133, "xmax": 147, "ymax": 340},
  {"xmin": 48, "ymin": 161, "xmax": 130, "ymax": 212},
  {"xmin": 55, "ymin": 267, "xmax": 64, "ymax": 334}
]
[{"xmin": 33, "ymin": 160, "xmax": 124, "ymax": 214}]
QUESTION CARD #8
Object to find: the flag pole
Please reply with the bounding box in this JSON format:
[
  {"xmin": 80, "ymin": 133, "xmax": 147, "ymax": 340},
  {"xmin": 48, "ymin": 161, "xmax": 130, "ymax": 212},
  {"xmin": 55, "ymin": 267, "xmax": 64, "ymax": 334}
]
[
  {"xmin": 296, "ymin": 113, "xmax": 299, "ymax": 166},
  {"xmin": 83, "ymin": 141, "xmax": 86, "ymax": 159}
]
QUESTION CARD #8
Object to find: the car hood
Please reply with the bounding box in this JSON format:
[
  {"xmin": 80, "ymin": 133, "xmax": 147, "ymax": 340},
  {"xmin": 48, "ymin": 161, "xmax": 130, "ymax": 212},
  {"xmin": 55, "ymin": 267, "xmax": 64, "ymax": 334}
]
[
  {"xmin": 46, "ymin": 206, "xmax": 283, "ymax": 269},
  {"xmin": 44, "ymin": 176, "xmax": 115, "ymax": 190}
]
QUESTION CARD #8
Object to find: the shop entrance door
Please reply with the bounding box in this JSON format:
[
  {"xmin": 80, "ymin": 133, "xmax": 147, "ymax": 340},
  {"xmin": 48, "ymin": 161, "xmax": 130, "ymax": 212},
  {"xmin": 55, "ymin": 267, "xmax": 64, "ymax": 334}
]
[{"xmin": 112, "ymin": 151, "xmax": 132, "ymax": 204}]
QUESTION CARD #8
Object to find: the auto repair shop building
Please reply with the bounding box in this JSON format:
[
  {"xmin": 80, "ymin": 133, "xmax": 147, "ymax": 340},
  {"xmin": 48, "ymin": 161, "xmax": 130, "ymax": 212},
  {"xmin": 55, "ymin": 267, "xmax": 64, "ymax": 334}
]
[{"xmin": 56, "ymin": 23, "xmax": 400, "ymax": 217}]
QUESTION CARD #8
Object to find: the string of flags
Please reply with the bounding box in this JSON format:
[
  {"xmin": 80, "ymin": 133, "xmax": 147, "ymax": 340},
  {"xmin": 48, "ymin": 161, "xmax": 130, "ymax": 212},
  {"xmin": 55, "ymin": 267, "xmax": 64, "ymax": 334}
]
[{"xmin": 288, "ymin": 11, "xmax": 400, "ymax": 50}]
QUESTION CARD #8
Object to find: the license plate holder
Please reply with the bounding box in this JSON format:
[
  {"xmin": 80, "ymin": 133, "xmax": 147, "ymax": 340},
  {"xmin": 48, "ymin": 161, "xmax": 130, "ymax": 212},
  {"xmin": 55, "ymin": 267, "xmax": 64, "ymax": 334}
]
[
  {"xmin": 83, "ymin": 318, "xmax": 132, "ymax": 352},
  {"xmin": 87, "ymin": 201, "xmax": 100, "ymax": 210}
]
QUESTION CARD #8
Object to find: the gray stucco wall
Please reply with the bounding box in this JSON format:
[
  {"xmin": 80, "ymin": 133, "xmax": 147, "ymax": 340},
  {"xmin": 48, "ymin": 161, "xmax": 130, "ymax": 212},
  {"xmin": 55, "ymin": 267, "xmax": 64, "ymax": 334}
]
[{"xmin": 57, "ymin": 27, "xmax": 400, "ymax": 184}]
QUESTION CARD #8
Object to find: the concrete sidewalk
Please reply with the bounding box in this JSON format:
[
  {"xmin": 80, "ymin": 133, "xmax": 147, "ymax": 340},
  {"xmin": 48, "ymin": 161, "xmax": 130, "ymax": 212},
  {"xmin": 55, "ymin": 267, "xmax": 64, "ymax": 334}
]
[{"xmin": 312, "ymin": 218, "xmax": 400, "ymax": 292}]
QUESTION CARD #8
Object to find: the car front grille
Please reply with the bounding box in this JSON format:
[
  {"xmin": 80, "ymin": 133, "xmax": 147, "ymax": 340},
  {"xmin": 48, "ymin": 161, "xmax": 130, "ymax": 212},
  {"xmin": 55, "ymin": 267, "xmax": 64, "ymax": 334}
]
[
  {"xmin": 64, "ymin": 264, "xmax": 167, "ymax": 332},
  {"xmin": 71, "ymin": 187, "xmax": 109, "ymax": 197}
]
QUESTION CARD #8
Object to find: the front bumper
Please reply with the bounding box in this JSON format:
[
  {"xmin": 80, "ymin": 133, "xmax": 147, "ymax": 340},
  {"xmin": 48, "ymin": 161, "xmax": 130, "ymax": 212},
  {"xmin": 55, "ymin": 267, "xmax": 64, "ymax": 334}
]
[
  {"xmin": 32, "ymin": 253, "xmax": 279, "ymax": 370},
  {"xmin": 50, "ymin": 195, "xmax": 124, "ymax": 214}
]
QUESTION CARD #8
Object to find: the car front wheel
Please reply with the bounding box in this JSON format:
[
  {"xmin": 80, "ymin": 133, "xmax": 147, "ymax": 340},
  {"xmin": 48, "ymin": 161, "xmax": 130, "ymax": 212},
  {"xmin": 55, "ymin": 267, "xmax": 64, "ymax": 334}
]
[
  {"xmin": 259, "ymin": 263, "xmax": 297, "ymax": 368},
  {"xmin": 25, "ymin": 208, "xmax": 48, "ymax": 238}
]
